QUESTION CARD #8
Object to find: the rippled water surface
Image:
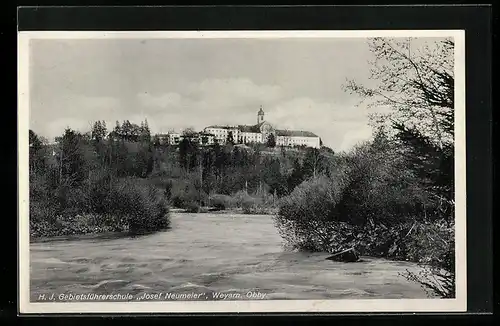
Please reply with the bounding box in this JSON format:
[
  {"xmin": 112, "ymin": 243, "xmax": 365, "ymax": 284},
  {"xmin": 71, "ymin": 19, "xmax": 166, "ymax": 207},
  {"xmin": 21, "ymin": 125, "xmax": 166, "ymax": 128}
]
[{"xmin": 30, "ymin": 213, "xmax": 430, "ymax": 301}]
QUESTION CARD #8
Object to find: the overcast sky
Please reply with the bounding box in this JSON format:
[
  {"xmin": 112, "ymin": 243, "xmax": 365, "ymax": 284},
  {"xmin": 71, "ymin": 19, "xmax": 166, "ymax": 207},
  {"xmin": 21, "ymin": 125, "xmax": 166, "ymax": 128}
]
[{"xmin": 30, "ymin": 37, "xmax": 392, "ymax": 152}]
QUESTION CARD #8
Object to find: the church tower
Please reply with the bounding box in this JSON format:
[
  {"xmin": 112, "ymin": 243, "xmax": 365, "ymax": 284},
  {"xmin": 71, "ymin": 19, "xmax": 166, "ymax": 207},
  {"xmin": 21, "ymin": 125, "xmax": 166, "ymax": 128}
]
[{"xmin": 257, "ymin": 106, "xmax": 265, "ymax": 124}]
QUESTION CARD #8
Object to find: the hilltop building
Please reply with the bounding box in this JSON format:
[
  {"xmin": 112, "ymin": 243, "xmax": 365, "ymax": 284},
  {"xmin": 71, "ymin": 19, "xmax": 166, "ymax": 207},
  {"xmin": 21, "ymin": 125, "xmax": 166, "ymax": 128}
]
[
  {"xmin": 204, "ymin": 106, "xmax": 321, "ymax": 148},
  {"xmin": 158, "ymin": 106, "xmax": 321, "ymax": 148}
]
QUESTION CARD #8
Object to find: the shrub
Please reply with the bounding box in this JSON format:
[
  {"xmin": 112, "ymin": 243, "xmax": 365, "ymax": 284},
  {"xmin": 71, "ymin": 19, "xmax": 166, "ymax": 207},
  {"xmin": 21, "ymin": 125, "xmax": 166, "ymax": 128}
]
[
  {"xmin": 401, "ymin": 219, "xmax": 455, "ymax": 298},
  {"xmin": 31, "ymin": 171, "xmax": 172, "ymax": 237},
  {"xmin": 233, "ymin": 190, "xmax": 255, "ymax": 206},
  {"xmin": 169, "ymin": 179, "xmax": 207, "ymax": 209},
  {"xmin": 184, "ymin": 201, "xmax": 200, "ymax": 213},
  {"xmin": 230, "ymin": 190, "xmax": 278, "ymax": 214},
  {"xmin": 29, "ymin": 172, "xmax": 60, "ymax": 237},
  {"xmin": 274, "ymin": 176, "xmax": 345, "ymax": 252},
  {"xmin": 171, "ymin": 195, "xmax": 186, "ymax": 209},
  {"xmin": 210, "ymin": 194, "xmax": 237, "ymax": 210},
  {"xmin": 107, "ymin": 178, "xmax": 170, "ymax": 234}
]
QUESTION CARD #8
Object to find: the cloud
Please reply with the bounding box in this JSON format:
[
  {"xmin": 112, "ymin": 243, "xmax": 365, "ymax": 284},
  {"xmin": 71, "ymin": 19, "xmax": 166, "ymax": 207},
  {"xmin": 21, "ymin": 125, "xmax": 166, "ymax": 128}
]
[
  {"xmin": 186, "ymin": 78, "xmax": 284, "ymax": 105},
  {"xmin": 264, "ymin": 97, "xmax": 375, "ymax": 151},
  {"xmin": 45, "ymin": 117, "xmax": 92, "ymax": 138},
  {"xmin": 136, "ymin": 92, "xmax": 183, "ymax": 110},
  {"xmin": 134, "ymin": 78, "xmax": 284, "ymax": 130},
  {"xmin": 29, "ymin": 38, "xmax": 386, "ymax": 150},
  {"xmin": 31, "ymin": 78, "xmax": 379, "ymax": 151},
  {"xmin": 133, "ymin": 78, "xmax": 377, "ymax": 151},
  {"xmin": 30, "ymin": 95, "xmax": 121, "ymax": 140},
  {"xmin": 337, "ymin": 127, "xmax": 374, "ymax": 152}
]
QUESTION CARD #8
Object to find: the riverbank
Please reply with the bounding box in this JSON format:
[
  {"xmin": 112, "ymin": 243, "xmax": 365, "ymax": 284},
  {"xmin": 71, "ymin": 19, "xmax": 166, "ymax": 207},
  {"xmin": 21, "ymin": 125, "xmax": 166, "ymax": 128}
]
[{"xmin": 29, "ymin": 208, "xmax": 275, "ymax": 241}]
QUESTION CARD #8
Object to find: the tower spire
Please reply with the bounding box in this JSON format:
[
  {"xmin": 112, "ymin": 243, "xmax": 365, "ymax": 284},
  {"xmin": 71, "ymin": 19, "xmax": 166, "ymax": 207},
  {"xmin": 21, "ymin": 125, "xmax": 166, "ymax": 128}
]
[{"xmin": 257, "ymin": 105, "xmax": 265, "ymax": 124}]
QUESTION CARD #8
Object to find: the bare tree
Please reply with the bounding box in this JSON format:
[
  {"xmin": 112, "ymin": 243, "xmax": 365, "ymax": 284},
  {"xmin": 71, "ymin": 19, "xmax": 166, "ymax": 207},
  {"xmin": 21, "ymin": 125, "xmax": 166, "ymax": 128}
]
[{"xmin": 343, "ymin": 37, "xmax": 454, "ymax": 149}]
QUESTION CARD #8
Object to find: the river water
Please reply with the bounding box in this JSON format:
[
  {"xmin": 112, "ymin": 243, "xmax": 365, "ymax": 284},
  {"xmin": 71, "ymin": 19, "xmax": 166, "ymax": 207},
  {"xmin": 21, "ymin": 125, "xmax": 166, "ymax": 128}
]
[{"xmin": 30, "ymin": 213, "xmax": 431, "ymax": 301}]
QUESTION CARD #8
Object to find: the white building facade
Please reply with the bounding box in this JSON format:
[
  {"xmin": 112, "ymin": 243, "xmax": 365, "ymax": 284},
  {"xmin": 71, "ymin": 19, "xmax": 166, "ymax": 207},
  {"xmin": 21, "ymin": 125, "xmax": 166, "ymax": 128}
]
[
  {"xmin": 157, "ymin": 107, "xmax": 321, "ymax": 148},
  {"xmin": 203, "ymin": 107, "xmax": 321, "ymax": 148}
]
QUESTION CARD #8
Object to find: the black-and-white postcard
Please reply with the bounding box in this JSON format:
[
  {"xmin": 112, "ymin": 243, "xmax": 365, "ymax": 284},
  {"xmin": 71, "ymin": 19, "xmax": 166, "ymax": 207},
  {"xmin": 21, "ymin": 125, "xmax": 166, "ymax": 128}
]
[{"xmin": 18, "ymin": 30, "xmax": 466, "ymax": 314}]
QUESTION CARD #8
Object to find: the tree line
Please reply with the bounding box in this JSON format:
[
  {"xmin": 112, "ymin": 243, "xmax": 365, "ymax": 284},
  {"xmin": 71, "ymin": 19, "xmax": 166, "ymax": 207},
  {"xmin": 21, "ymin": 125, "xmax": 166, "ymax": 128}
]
[{"xmin": 29, "ymin": 118, "xmax": 335, "ymax": 236}]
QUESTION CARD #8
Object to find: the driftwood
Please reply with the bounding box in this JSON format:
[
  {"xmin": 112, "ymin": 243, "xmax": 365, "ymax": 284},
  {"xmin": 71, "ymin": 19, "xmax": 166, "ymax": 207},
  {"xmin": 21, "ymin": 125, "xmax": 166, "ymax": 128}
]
[{"xmin": 326, "ymin": 247, "xmax": 360, "ymax": 262}]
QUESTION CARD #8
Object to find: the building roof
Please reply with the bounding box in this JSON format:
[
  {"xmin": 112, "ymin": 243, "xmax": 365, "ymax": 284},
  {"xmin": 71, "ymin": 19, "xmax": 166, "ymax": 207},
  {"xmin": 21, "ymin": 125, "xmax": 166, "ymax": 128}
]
[
  {"xmin": 206, "ymin": 123, "xmax": 319, "ymax": 138},
  {"xmin": 238, "ymin": 124, "xmax": 262, "ymax": 133},
  {"xmin": 206, "ymin": 125, "xmax": 239, "ymax": 130},
  {"xmin": 206, "ymin": 124, "xmax": 262, "ymax": 133},
  {"xmin": 276, "ymin": 129, "xmax": 319, "ymax": 137}
]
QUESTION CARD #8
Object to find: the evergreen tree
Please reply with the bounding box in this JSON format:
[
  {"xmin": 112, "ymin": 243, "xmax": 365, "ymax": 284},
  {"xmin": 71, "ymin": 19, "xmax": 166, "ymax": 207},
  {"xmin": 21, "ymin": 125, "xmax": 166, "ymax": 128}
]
[
  {"xmin": 57, "ymin": 128, "xmax": 87, "ymax": 187},
  {"xmin": 178, "ymin": 138, "xmax": 190, "ymax": 172},
  {"xmin": 393, "ymin": 121, "xmax": 454, "ymax": 212},
  {"xmin": 29, "ymin": 129, "xmax": 45, "ymax": 174},
  {"xmin": 266, "ymin": 133, "xmax": 276, "ymax": 148},
  {"xmin": 287, "ymin": 158, "xmax": 305, "ymax": 193},
  {"xmin": 140, "ymin": 119, "xmax": 152, "ymax": 143},
  {"xmin": 227, "ymin": 131, "xmax": 234, "ymax": 145},
  {"xmin": 152, "ymin": 135, "xmax": 161, "ymax": 147},
  {"xmin": 91, "ymin": 120, "xmax": 107, "ymax": 142}
]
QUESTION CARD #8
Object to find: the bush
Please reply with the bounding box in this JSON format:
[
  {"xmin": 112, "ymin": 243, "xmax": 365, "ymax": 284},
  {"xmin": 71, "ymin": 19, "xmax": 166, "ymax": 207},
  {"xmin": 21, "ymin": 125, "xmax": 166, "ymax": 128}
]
[
  {"xmin": 274, "ymin": 176, "xmax": 345, "ymax": 251},
  {"xmin": 210, "ymin": 194, "xmax": 237, "ymax": 210},
  {"xmin": 274, "ymin": 141, "xmax": 437, "ymax": 253},
  {"xmin": 402, "ymin": 220, "xmax": 455, "ymax": 298},
  {"xmin": 169, "ymin": 179, "xmax": 207, "ymax": 209},
  {"xmin": 230, "ymin": 190, "xmax": 278, "ymax": 214},
  {"xmin": 171, "ymin": 195, "xmax": 185, "ymax": 209},
  {"xmin": 29, "ymin": 171, "xmax": 171, "ymax": 237},
  {"xmin": 184, "ymin": 201, "xmax": 200, "ymax": 213},
  {"xmin": 107, "ymin": 178, "xmax": 170, "ymax": 234}
]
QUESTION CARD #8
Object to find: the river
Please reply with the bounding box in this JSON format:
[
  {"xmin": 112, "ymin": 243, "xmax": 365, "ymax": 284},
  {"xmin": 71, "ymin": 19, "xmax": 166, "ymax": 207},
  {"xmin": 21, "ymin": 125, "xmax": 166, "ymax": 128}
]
[{"xmin": 30, "ymin": 213, "xmax": 431, "ymax": 301}]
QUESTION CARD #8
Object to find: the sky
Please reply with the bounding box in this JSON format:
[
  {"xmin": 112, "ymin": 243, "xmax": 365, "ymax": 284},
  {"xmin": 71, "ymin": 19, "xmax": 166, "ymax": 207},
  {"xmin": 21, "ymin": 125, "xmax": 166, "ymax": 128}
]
[{"xmin": 29, "ymin": 37, "xmax": 389, "ymax": 152}]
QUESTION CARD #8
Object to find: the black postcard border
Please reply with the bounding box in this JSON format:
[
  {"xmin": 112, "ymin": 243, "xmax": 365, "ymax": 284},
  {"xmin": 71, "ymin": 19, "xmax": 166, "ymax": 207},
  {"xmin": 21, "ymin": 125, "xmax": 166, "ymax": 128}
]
[{"xmin": 11, "ymin": 4, "xmax": 494, "ymax": 321}]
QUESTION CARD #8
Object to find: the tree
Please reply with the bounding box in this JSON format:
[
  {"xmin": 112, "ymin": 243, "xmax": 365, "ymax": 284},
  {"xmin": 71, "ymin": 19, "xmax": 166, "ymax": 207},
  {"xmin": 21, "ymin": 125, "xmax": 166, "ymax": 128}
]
[
  {"xmin": 343, "ymin": 37, "xmax": 454, "ymax": 148},
  {"xmin": 178, "ymin": 138, "xmax": 191, "ymax": 172},
  {"xmin": 182, "ymin": 127, "xmax": 197, "ymax": 137},
  {"xmin": 91, "ymin": 121, "xmax": 107, "ymax": 142},
  {"xmin": 135, "ymin": 143, "xmax": 154, "ymax": 178},
  {"xmin": 152, "ymin": 135, "xmax": 161, "ymax": 147},
  {"xmin": 57, "ymin": 128, "xmax": 87, "ymax": 187},
  {"xmin": 266, "ymin": 133, "xmax": 276, "ymax": 148},
  {"xmin": 29, "ymin": 129, "xmax": 42, "ymax": 150},
  {"xmin": 140, "ymin": 119, "xmax": 152, "ymax": 143},
  {"xmin": 392, "ymin": 122, "xmax": 454, "ymax": 217},
  {"xmin": 29, "ymin": 130, "xmax": 46, "ymax": 174},
  {"xmin": 178, "ymin": 133, "xmax": 200, "ymax": 173},
  {"xmin": 121, "ymin": 120, "xmax": 133, "ymax": 141},
  {"xmin": 262, "ymin": 157, "xmax": 287, "ymax": 197},
  {"xmin": 287, "ymin": 158, "xmax": 305, "ymax": 193},
  {"xmin": 227, "ymin": 131, "xmax": 234, "ymax": 145},
  {"xmin": 303, "ymin": 148, "xmax": 325, "ymax": 179},
  {"xmin": 343, "ymin": 37, "xmax": 455, "ymax": 211}
]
